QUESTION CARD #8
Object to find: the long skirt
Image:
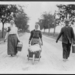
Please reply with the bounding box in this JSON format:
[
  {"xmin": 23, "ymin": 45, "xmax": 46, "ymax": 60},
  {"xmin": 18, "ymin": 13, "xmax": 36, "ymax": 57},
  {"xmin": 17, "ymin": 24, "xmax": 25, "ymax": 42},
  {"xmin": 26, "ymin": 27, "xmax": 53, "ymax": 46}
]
[
  {"xmin": 62, "ymin": 43, "xmax": 71, "ymax": 59},
  {"xmin": 7, "ymin": 34, "xmax": 19, "ymax": 55}
]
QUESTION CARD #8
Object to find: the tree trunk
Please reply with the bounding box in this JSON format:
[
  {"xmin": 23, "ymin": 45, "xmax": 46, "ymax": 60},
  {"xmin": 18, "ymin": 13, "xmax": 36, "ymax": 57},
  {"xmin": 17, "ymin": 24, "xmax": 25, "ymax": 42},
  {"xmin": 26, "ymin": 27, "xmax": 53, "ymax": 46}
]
[
  {"xmin": 48, "ymin": 28, "xmax": 50, "ymax": 33},
  {"xmin": 48, "ymin": 28, "xmax": 50, "ymax": 35},
  {"xmin": 44, "ymin": 28, "xmax": 45, "ymax": 32},
  {"xmin": 65, "ymin": 13, "xmax": 68, "ymax": 19},
  {"xmin": 54, "ymin": 19, "xmax": 56, "ymax": 35},
  {"xmin": 2, "ymin": 22, "xmax": 4, "ymax": 38},
  {"xmin": 54, "ymin": 26, "xmax": 56, "ymax": 34}
]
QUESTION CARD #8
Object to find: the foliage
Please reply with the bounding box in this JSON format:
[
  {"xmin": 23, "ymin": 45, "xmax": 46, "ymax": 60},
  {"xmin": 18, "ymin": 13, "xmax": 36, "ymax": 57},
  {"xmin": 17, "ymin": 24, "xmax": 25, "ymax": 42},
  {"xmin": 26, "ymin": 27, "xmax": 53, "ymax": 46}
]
[
  {"xmin": 37, "ymin": 12, "xmax": 55, "ymax": 31},
  {"xmin": 0, "ymin": 5, "xmax": 19, "ymax": 37},
  {"xmin": 57, "ymin": 4, "xmax": 75, "ymax": 24},
  {"xmin": 15, "ymin": 11, "xmax": 29, "ymax": 30},
  {"xmin": 0, "ymin": 5, "xmax": 18, "ymax": 24},
  {"xmin": 0, "ymin": 5, "xmax": 29, "ymax": 37}
]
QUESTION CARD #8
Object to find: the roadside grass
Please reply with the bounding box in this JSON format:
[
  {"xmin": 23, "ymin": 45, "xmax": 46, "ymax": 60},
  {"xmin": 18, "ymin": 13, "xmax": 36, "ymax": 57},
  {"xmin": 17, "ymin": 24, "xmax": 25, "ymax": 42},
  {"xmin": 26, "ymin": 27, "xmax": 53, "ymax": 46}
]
[
  {"xmin": 0, "ymin": 31, "xmax": 6, "ymax": 41},
  {"xmin": 43, "ymin": 32, "xmax": 62, "ymax": 41}
]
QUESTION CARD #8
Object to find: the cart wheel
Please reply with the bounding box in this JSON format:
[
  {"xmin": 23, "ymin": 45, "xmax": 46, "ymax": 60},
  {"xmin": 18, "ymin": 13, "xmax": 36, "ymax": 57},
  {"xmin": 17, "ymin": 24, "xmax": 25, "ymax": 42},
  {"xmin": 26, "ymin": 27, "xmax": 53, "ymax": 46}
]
[{"xmin": 32, "ymin": 54, "xmax": 35, "ymax": 64}]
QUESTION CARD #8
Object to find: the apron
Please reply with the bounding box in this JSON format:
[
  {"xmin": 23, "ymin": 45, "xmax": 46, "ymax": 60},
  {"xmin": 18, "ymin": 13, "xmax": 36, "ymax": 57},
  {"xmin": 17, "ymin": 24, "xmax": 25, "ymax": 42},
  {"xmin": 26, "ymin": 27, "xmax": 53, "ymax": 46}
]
[{"xmin": 31, "ymin": 38, "xmax": 41, "ymax": 46}]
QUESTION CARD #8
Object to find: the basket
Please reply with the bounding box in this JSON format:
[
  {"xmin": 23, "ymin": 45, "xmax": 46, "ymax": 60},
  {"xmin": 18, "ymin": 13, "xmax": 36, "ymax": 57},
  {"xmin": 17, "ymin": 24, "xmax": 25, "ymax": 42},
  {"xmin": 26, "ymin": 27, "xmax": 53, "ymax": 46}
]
[
  {"xmin": 17, "ymin": 42, "xmax": 23, "ymax": 51},
  {"xmin": 72, "ymin": 44, "xmax": 75, "ymax": 53}
]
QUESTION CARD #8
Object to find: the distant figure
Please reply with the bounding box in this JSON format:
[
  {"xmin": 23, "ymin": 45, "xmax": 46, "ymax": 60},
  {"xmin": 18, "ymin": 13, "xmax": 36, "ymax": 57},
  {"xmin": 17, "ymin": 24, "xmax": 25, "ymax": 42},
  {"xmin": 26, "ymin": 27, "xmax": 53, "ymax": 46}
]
[
  {"xmin": 29, "ymin": 24, "xmax": 43, "ymax": 46},
  {"xmin": 4, "ymin": 20, "xmax": 20, "ymax": 57},
  {"xmin": 56, "ymin": 20, "xmax": 74, "ymax": 61}
]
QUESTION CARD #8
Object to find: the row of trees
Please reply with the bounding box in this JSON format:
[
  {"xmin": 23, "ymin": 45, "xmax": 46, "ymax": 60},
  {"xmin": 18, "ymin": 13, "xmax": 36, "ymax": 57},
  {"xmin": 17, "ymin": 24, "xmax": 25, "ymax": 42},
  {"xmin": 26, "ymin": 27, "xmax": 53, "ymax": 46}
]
[
  {"xmin": 37, "ymin": 12, "xmax": 58, "ymax": 34},
  {"xmin": 37, "ymin": 4, "xmax": 75, "ymax": 33},
  {"xmin": 0, "ymin": 5, "xmax": 29, "ymax": 38}
]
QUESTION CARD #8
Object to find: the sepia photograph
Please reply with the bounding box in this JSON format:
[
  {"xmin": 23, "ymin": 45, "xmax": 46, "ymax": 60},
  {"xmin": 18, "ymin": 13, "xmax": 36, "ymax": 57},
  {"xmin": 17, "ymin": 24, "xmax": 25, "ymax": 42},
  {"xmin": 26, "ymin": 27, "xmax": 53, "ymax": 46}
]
[{"xmin": 0, "ymin": 1, "xmax": 75, "ymax": 74}]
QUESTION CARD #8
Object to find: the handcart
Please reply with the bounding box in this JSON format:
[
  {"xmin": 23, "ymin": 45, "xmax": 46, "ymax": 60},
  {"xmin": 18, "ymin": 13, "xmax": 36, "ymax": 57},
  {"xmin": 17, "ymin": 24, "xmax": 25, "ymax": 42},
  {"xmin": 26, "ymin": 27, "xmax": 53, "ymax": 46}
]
[{"xmin": 27, "ymin": 44, "xmax": 42, "ymax": 64}]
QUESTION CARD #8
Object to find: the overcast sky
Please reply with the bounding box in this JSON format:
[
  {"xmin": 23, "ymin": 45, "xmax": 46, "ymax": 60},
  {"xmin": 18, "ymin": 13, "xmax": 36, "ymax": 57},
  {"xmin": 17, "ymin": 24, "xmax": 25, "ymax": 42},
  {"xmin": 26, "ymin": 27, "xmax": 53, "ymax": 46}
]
[
  {"xmin": 24, "ymin": 2, "xmax": 58, "ymax": 30},
  {"xmin": 0, "ymin": 2, "xmax": 75, "ymax": 30}
]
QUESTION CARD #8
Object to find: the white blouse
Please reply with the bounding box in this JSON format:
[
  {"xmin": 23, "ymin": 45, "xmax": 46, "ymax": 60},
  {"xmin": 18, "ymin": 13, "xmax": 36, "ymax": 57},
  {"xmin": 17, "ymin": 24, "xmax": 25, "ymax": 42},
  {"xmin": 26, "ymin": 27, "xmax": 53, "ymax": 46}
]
[
  {"xmin": 8, "ymin": 25, "xmax": 18, "ymax": 34},
  {"xmin": 5, "ymin": 25, "xmax": 20, "ymax": 41}
]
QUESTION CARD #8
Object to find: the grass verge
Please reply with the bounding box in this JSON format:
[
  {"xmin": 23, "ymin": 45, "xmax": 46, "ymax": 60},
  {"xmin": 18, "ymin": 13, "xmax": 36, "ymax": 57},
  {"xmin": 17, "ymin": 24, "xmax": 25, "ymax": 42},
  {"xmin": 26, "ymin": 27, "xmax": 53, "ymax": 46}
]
[{"xmin": 43, "ymin": 32, "xmax": 62, "ymax": 41}]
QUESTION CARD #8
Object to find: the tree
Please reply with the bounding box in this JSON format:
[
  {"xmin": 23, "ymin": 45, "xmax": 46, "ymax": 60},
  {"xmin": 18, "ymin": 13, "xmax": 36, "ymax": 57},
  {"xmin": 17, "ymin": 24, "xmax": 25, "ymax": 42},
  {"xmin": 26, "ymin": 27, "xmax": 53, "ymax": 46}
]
[
  {"xmin": 14, "ymin": 5, "xmax": 29, "ymax": 31},
  {"xmin": 57, "ymin": 4, "xmax": 75, "ymax": 24},
  {"xmin": 37, "ymin": 19, "xmax": 44, "ymax": 30},
  {"xmin": 15, "ymin": 12, "xmax": 29, "ymax": 31},
  {"xmin": 37, "ymin": 12, "xmax": 55, "ymax": 33},
  {"xmin": 0, "ymin": 5, "xmax": 19, "ymax": 38}
]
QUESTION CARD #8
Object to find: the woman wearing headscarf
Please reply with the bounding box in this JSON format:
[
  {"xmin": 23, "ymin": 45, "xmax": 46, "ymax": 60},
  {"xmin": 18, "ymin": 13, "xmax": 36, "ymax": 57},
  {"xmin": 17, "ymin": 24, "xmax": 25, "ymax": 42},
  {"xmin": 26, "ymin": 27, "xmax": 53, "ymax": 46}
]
[
  {"xmin": 4, "ymin": 20, "xmax": 20, "ymax": 57},
  {"xmin": 29, "ymin": 24, "xmax": 43, "ymax": 46},
  {"xmin": 28, "ymin": 24, "xmax": 43, "ymax": 58}
]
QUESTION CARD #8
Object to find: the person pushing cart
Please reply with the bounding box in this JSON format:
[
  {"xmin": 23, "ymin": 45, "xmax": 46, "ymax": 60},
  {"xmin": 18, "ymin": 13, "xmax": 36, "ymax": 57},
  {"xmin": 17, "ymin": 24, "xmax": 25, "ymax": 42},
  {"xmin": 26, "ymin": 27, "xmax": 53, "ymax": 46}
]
[{"xmin": 28, "ymin": 24, "xmax": 43, "ymax": 64}]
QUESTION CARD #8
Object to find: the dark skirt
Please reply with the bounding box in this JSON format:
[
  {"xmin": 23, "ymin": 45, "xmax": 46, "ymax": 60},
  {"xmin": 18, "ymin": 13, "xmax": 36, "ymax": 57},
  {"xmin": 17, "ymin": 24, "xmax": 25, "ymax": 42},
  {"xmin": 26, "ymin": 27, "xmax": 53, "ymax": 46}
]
[{"xmin": 7, "ymin": 34, "xmax": 19, "ymax": 55}]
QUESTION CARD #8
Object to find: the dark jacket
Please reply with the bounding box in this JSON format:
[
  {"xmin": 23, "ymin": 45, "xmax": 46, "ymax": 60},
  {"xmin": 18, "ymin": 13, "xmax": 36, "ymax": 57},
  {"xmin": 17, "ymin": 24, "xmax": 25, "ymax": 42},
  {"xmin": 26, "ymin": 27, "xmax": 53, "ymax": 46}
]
[
  {"xmin": 56, "ymin": 26, "xmax": 74, "ymax": 44},
  {"xmin": 29, "ymin": 29, "xmax": 42, "ymax": 44}
]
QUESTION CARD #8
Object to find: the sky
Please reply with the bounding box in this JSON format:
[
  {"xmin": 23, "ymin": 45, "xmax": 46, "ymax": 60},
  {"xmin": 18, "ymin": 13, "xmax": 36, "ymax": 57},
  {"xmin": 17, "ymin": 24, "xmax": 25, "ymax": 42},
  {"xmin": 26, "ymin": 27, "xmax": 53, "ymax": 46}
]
[
  {"xmin": 0, "ymin": 2, "xmax": 75, "ymax": 30},
  {"xmin": 24, "ymin": 2, "xmax": 58, "ymax": 30}
]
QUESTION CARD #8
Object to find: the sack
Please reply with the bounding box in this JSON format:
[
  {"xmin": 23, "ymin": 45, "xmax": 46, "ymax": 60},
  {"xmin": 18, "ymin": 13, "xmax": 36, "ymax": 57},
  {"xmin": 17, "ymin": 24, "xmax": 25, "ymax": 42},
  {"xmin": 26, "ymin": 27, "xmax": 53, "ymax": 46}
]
[
  {"xmin": 72, "ymin": 44, "xmax": 75, "ymax": 53},
  {"xmin": 17, "ymin": 42, "xmax": 23, "ymax": 51},
  {"xmin": 28, "ymin": 44, "xmax": 41, "ymax": 52}
]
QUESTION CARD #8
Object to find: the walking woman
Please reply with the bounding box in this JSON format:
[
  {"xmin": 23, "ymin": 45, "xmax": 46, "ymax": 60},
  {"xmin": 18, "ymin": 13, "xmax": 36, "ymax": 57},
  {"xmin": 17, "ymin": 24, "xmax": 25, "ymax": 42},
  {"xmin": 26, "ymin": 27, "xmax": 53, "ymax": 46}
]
[
  {"xmin": 29, "ymin": 24, "xmax": 43, "ymax": 46},
  {"xmin": 4, "ymin": 20, "xmax": 20, "ymax": 57},
  {"xmin": 28, "ymin": 24, "xmax": 43, "ymax": 59}
]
